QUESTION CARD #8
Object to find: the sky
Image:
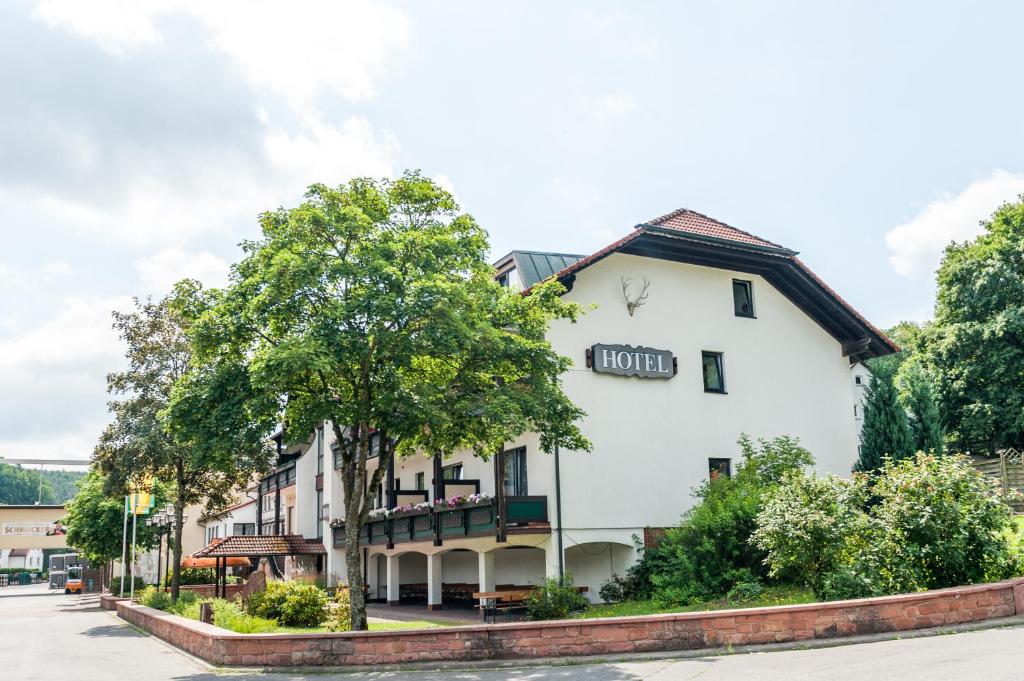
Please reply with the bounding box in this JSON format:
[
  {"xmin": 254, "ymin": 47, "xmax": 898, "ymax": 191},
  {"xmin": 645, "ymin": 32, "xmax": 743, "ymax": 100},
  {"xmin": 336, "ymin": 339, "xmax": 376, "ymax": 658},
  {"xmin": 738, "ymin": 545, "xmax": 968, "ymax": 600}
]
[{"xmin": 2, "ymin": 0, "xmax": 1024, "ymax": 463}]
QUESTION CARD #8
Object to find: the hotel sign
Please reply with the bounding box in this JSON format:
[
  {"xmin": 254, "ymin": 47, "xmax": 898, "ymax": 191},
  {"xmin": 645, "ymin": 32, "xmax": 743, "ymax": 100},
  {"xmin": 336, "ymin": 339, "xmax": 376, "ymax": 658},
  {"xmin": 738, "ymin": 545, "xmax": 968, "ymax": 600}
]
[{"xmin": 588, "ymin": 343, "xmax": 676, "ymax": 379}]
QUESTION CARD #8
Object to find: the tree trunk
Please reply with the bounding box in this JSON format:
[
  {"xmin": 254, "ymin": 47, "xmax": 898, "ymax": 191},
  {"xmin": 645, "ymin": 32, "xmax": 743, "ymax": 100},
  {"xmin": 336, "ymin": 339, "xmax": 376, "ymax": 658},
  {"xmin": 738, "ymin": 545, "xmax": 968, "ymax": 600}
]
[
  {"xmin": 171, "ymin": 459, "xmax": 186, "ymax": 602},
  {"xmin": 171, "ymin": 500, "xmax": 184, "ymax": 601},
  {"xmin": 344, "ymin": 513, "xmax": 367, "ymax": 630}
]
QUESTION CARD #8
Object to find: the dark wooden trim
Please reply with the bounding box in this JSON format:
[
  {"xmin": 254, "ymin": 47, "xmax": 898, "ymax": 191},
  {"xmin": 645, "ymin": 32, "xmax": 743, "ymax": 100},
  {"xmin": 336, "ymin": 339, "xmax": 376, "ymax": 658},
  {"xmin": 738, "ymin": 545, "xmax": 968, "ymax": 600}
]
[{"xmin": 494, "ymin": 448, "xmax": 507, "ymax": 543}]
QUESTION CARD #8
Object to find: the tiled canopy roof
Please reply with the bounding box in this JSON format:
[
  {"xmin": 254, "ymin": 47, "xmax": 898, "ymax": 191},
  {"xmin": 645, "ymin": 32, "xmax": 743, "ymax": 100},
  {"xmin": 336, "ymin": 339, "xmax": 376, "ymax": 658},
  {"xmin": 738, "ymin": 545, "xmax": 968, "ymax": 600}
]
[{"xmin": 192, "ymin": 535, "xmax": 325, "ymax": 557}]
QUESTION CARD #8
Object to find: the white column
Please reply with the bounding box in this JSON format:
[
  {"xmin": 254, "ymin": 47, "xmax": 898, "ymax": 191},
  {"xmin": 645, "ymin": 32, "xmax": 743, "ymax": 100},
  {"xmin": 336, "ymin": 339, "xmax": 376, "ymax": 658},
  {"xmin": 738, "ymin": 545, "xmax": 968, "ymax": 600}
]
[
  {"xmin": 386, "ymin": 554, "xmax": 400, "ymax": 605},
  {"xmin": 543, "ymin": 538, "xmax": 562, "ymax": 582},
  {"xmin": 426, "ymin": 553, "xmax": 443, "ymax": 611},
  {"xmin": 478, "ymin": 551, "xmax": 495, "ymax": 592},
  {"xmin": 364, "ymin": 553, "xmax": 378, "ymax": 599}
]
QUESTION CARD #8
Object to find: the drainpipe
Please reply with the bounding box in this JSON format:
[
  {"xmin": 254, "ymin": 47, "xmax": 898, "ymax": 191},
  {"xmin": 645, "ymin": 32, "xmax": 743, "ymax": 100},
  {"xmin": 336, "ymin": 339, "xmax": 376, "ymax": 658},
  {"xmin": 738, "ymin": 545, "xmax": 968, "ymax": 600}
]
[{"xmin": 554, "ymin": 444, "xmax": 564, "ymax": 584}]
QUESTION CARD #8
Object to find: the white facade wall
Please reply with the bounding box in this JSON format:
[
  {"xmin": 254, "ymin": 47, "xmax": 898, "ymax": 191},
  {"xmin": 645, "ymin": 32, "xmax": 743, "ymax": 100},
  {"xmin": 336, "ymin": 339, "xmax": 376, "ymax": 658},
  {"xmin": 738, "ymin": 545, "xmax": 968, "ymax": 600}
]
[
  {"xmin": 295, "ymin": 250, "xmax": 873, "ymax": 598},
  {"xmin": 201, "ymin": 500, "xmax": 258, "ymax": 544}
]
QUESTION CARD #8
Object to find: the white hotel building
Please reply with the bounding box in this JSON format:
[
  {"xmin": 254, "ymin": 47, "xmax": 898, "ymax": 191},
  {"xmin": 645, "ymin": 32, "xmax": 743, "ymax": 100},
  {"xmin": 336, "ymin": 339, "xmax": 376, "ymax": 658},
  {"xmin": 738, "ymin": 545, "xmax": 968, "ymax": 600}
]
[{"xmin": 243, "ymin": 208, "xmax": 896, "ymax": 608}]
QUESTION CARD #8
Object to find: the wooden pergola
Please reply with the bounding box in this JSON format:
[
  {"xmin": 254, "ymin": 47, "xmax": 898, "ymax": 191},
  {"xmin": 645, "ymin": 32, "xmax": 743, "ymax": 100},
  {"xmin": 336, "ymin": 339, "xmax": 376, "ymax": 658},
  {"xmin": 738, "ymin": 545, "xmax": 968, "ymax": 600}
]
[{"xmin": 191, "ymin": 535, "xmax": 326, "ymax": 597}]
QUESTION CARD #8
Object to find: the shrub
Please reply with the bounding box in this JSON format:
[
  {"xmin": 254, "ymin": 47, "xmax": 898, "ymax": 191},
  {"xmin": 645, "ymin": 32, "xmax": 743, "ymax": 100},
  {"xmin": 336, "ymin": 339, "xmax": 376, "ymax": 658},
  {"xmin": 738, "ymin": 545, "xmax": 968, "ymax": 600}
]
[
  {"xmin": 726, "ymin": 580, "xmax": 765, "ymax": 603},
  {"xmin": 136, "ymin": 585, "xmax": 171, "ymax": 610},
  {"xmin": 209, "ymin": 598, "xmax": 278, "ymax": 634},
  {"xmin": 247, "ymin": 580, "xmax": 328, "ymax": 627},
  {"xmin": 525, "ymin": 575, "xmax": 589, "ymax": 621},
  {"xmin": 246, "ymin": 579, "xmax": 288, "ymax": 620},
  {"xmin": 751, "ymin": 473, "xmax": 869, "ymax": 597},
  {"xmin": 167, "ymin": 591, "xmax": 202, "ymax": 618},
  {"xmin": 872, "ymin": 453, "xmax": 1022, "ymax": 589},
  {"xmin": 279, "ymin": 582, "xmax": 329, "ymax": 627},
  {"xmin": 598, "ymin": 575, "xmax": 625, "ymax": 604},
  {"xmin": 649, "ymin": 435, "xmax": 814, "ymax": 606},
  {"xmin": 754, "ymin": 453, "xmax": 1023, "ymax": 600},
  {"xmin": 109, "ymin": 576, "xmax": 146, "ymax": 595},
  {"xmin": 325, "ymin": 587, "xmax": 352, "ymax": 632}
]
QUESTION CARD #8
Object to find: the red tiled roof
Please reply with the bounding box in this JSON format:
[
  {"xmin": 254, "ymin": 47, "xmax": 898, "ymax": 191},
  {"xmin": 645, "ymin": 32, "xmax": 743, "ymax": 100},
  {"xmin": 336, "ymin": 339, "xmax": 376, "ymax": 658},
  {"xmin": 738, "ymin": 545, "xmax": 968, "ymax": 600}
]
[
  {"xmin": 192, "ymin": 535, "xmax": 325, "ymax": 557},
  {"xmin": 644, "ymin": 207, "xmax": 788, "ymax": 250},
  {"xmin": 527, "ymin": 206, "xmax": 898, "ymax": 357}
]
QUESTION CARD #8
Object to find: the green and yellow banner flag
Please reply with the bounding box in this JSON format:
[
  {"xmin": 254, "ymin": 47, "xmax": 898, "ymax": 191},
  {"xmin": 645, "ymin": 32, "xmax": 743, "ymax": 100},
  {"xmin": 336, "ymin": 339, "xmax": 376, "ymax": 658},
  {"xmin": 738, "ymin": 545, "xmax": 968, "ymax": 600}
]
[{"xmin": 127, "ymin": 476, "xmax": 156, "ymax": 515}]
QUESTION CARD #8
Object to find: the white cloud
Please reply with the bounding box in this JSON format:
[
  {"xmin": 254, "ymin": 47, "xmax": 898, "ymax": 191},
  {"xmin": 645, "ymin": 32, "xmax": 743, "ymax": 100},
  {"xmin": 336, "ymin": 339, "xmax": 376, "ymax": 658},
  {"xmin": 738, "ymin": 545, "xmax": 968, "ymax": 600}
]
[
  {"xmin": 0, "ymin": 296, "xmax": 131, "ymax": 368},
  {"xmin": 885, "ymin": 170, "xmax": 1024, "ymax": 277},
  {"xmin": 0, "ymin": 111, "xmax": 398, "ymax": 246},
  {"xmin": 134, "ymin": 249, "xmax": 230, "ymax": 295},
  {"xmin": 577, "ymin": 92, "xmax": 637, "ymax": 125},
  {"xmin": 41, "ymin": 261, "xmax": 73, "ymax": 282},
  {"xmin": 33, "ymin": 0, "xmax": 411, "ymax": 106},
  {"xmin": 33, "ymin": 0, "xmax": 165, "ymax": 55}
]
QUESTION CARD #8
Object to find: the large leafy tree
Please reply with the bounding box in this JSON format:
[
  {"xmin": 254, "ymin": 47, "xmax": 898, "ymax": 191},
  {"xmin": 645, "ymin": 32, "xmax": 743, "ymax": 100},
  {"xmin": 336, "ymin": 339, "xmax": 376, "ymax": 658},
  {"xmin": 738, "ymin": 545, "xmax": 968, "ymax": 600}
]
[
  {"xmin": 195, "ymin": 172, "xmax": 590, "ymax": 629},
  {"xmin": 95, "ymin": 291, "xmax": 273, "ymax": 600},
  {"xmin": 855, "ymin": 363, "xmax": 914, "ymax": 472},
  {"xmin": 925, "ymin": 198, "xmax": 1024, "ymax": 453},
  {"xmin": 65, "ymin": 468, "xmax": 164, "ymax": 567}
]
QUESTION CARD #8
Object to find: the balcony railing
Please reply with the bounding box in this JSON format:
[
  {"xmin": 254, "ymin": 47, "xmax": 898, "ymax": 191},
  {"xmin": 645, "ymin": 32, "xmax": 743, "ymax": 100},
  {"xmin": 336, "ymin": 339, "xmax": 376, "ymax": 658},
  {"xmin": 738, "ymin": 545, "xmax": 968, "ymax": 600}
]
[{"xmin": 330, "ymin": 496, "xmax": 548, "ymax": 548}]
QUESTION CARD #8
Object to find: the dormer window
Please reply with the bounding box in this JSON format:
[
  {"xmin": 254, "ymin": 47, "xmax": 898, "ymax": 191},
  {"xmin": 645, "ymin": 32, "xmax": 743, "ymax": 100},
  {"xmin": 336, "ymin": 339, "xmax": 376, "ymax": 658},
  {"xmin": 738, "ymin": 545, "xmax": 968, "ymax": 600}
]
[{"xmin": 733, "ymin": 280, "xmax": 754, "ymax": 317}]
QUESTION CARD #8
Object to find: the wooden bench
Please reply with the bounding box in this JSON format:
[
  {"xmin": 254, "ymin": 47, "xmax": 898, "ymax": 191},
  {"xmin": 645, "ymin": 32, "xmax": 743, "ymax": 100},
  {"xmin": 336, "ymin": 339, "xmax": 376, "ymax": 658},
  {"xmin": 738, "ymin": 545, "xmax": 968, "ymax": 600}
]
[{"xmin": 472, "ymin": 586, "xmax": 588, "ymax": 623}]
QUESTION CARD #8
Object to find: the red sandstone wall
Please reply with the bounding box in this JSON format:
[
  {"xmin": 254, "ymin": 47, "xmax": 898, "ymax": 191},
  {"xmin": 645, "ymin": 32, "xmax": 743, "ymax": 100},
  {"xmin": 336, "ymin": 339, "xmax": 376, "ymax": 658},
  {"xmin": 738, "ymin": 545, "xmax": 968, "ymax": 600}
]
[{"xmin": 115, "ymin": 578, "xmax": 1024, "ymax": 667}]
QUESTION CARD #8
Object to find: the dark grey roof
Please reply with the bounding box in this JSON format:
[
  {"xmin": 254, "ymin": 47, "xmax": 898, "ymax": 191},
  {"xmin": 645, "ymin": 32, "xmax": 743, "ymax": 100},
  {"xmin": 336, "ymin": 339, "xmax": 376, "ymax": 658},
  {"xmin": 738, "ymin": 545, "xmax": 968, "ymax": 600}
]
[{"xmin": 501, "ymin": 251, "xmax": 585, "ymax": 288}]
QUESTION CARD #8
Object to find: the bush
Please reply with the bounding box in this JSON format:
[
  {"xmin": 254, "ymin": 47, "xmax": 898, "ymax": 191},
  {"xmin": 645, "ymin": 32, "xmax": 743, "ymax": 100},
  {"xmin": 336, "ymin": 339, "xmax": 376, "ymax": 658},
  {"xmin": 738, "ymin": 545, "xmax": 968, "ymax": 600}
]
[
  {"xmin": 167, "ymin": 591, "xmax": 202, "ymax": 618},
  {"xmin": 598, "ymin": 575, "xmax": 625, "ymax": 604},
  {"xmin": 209, "ymin": 598, "xmax": 278, "ymax": 634},
  {"xmin": 109, "ymin": 576, "xmax": 146, "ymax": 595},
  {"xmin": 136, "ymin": 585, "xmax": 171, "ymax": 610},
  {"xmin": 325, "ymin": 587, "xmax": 352, "ymax": 632},
  {"xmin": 753, "ymin": 453, "xmax": 1023, "ymax": 600},
  {"xmin": 247, "ymin": 580, "xmax": 328, "ymax": 627},
  {"xmin": 649, "ymin": 435, "xmax": 814, "ymax": 606},
  {"xmin": 525, "ymin": 575, "xmax": 589, "ymax": 621},
  {"xmin": 726, "ymin": 580, "xmax": 765, "ymax": 603}
]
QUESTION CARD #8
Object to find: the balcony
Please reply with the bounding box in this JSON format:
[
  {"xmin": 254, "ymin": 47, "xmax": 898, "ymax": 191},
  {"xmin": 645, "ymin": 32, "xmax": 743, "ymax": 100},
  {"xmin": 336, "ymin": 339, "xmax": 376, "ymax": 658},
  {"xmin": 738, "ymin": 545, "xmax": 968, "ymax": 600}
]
[{"xmin": 330, "ymin": 496, "xmax": 549, "ymax": 548}]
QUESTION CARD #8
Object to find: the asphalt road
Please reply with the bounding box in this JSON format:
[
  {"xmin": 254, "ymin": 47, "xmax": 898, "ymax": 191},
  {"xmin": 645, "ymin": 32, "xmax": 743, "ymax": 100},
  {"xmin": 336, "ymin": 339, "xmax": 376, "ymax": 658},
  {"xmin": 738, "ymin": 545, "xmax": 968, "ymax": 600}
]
[{"xmin": 2, "ymin": 581, "xmax": 1023, "ymax": 680}]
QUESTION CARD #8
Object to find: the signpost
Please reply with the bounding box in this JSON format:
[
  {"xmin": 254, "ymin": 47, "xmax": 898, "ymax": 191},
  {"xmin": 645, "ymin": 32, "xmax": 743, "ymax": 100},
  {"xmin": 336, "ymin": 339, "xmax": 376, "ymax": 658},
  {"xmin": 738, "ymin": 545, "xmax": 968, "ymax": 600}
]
[
  {"xmin": 120, "ymin": 482, "xmax": 155, "ymax": 598},
  {"xmin": 587, "ymin": 343, "xmax": 676, "ymax": 379}
]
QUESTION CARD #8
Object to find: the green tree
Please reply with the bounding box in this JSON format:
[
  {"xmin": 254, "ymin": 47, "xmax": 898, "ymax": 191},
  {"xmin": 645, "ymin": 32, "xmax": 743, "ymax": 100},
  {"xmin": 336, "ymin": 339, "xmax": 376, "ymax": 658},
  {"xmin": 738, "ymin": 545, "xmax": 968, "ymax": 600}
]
[
  {"xmin": 0, "ymin": 463, "xmax": 55, "ymax": 504},
  {"xmin": 94, "ymin": 292, "xmax": 273, "ymax": 601},
  {"xmin": 925, "ymin": 198, "xmax": 1024, "ymax": 453},
  {"xmin": 195, "ymin": 173, "xmax": 589, "ymax": 629},
  {"xmin": 855, "ymin": 364, "xmax": 914, "ymax": 472},
  {"xmin": 64, "ymin": 468, "xmax": 164, "ymax": 568},
  {"xmin": 899, "ymin": 361, "xmax": 944, "ymax": 454}
]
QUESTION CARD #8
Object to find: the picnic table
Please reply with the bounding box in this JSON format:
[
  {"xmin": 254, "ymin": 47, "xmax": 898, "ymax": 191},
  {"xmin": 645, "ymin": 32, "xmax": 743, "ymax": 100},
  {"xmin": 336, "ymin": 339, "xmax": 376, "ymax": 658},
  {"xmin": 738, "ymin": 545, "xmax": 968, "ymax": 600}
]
[{"xmin": 472, "ymin": 585, "xmax": 588, "ymax": 622}]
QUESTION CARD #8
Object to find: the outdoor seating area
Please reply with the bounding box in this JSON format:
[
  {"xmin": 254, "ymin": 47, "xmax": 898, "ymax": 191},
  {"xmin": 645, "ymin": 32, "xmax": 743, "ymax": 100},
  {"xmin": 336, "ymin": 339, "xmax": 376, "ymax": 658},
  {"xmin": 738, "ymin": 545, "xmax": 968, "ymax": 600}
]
[{"xmin": 473, "ymin": 585, "xmax": 589, "ymax": 623}]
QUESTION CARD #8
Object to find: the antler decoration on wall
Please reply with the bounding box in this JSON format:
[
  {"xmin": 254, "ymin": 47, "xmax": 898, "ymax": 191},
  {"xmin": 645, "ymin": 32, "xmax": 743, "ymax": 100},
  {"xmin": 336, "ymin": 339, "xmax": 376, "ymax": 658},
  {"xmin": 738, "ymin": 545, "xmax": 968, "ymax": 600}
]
[{"xmin": 621, "ymin": 276, "xmax": 650, "ymax": 316}]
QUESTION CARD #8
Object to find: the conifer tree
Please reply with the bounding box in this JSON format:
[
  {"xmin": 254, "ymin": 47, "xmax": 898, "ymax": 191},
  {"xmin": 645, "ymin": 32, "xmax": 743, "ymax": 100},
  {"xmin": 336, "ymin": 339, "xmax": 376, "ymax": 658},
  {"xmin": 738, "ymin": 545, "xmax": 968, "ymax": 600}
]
[
  {"xmin": 855, "ymin": 364, "xmax": 914, "ymax": 472},
  {"xmin": 900, "ymin": 362, "xmax": 944, "ymax": 454}
]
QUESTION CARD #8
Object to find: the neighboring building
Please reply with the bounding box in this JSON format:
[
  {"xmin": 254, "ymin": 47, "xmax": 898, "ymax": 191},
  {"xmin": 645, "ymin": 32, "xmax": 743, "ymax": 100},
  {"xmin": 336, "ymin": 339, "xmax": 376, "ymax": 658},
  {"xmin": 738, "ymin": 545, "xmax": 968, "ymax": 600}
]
[
  {"xmin": 246, "ymin": 208, "xmax": 897, "ymax": 608},
  {"xmin": 0, "ymin": 548, "xmax": 43, "ymax": 570},
  {"xmin": 199, "ymin": 497, "xmax": 258, "ymax": 545},
  {"xmin": 852, "ymin": 361, "xmax": 871, "ymax": 437}
]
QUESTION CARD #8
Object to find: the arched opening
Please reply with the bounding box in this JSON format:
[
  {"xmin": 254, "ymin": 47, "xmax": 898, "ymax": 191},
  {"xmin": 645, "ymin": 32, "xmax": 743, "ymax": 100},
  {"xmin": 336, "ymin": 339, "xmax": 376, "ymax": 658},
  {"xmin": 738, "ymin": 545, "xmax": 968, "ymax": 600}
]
[{"xmin": 564, "ymin": 541, "xmax": 635, "ymax": 602}]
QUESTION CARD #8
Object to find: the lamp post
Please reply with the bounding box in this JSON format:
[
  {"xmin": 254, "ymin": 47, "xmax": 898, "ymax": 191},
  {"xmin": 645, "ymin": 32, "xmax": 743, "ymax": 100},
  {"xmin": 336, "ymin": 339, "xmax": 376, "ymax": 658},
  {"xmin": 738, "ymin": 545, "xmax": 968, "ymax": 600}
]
[{"xmin": 146, "ymin": 505, "xmax": 186, "ymax": 592}]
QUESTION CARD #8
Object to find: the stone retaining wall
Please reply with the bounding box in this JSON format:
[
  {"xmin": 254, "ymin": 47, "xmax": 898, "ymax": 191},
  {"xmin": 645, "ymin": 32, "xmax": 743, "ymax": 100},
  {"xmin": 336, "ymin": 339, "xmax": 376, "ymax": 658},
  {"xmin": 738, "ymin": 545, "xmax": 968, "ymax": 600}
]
[{"xmin": 115, "ymin": 577, "xmax": 1024, "ymax": 667}]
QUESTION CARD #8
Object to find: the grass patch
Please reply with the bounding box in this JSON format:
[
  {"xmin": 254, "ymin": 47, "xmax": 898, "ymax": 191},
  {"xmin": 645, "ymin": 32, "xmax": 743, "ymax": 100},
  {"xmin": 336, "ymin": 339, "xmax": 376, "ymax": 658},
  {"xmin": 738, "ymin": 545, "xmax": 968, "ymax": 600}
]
[{"xmin": 577, "ymin": 584, "xmax": 816, "ymax": 620}]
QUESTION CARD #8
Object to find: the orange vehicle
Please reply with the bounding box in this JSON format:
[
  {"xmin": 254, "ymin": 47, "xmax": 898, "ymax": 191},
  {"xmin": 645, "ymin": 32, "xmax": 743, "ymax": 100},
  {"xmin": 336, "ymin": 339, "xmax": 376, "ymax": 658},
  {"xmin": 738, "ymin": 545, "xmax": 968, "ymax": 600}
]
[{"xmin": 64, "ymin": 565, "xmax": 83, "ymax": 594}]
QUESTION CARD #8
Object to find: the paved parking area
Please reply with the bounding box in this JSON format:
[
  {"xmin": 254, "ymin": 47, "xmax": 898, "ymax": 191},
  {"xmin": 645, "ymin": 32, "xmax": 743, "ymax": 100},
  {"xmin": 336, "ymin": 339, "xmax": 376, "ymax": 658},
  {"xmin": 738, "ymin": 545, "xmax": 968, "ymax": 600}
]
[{"xmin": 3, "ymin": 581, "xmax": 1024, "ymax": 680}]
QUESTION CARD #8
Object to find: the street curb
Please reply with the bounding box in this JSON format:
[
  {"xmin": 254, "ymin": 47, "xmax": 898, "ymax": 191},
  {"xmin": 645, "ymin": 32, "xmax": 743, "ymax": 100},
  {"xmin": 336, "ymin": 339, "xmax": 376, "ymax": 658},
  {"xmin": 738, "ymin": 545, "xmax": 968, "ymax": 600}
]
[{"xmin": 211, "ymin": 614, "xmax": 1024, "ymax": 675}]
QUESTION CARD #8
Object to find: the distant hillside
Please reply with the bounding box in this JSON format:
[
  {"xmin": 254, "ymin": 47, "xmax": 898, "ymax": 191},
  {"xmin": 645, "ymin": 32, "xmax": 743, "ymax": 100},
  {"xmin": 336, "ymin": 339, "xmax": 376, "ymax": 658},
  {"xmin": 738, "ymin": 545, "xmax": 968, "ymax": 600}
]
[{"xmin": 0, "ymin": 463, "xmax": 86, "ymax": 505}]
